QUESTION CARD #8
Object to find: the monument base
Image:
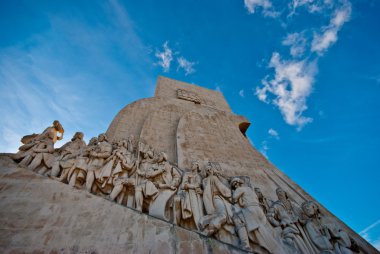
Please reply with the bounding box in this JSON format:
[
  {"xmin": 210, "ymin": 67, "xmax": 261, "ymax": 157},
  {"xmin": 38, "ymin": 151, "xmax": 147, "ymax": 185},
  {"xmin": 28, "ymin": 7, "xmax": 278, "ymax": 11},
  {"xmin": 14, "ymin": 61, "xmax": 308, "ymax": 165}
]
[{"xmin": 0, "ymin": 154, "xmax": 249, "ymax": 253}]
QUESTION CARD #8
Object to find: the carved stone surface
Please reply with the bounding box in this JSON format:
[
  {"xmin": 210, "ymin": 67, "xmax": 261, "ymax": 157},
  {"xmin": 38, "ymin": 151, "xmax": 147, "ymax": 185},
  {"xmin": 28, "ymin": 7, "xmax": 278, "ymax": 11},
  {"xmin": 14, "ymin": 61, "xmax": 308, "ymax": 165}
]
[
  {"xmin": 0, "ymin": 155, "xmax": 249, "ymax": 254},
  {"xmin": 1, "ymin": 76, "xmax": 378, "ymax": 253},
  {"xmin": 177, "ymin": 89, "xmax": 201, "ymax": 104}
]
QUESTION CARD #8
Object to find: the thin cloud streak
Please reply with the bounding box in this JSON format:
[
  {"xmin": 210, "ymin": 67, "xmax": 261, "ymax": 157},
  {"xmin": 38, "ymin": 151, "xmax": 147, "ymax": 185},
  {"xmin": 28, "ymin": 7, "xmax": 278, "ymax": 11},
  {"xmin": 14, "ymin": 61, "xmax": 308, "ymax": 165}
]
[
  {"xmin": 177, "ymin": 56, "xmax": 196, "ymax": 76},
  {"xmin": 311, "ymin": 2, "xmax": 352, "ymax": 54},
  {"xmin": 268, "ymin": 128, "xmax": 279, "ymax": 139},
  {"xmin": 359, "ymin": 219, "xmax": 380, "ymax": 250},
  {"xmin": 360, "ymin": 219, "xmax": 380, "ymax": 237}
]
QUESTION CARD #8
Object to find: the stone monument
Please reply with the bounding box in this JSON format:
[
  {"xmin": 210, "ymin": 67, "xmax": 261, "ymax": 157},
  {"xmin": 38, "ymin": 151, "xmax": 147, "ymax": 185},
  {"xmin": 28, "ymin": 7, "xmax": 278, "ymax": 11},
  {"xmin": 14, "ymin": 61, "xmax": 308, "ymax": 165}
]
[{"xmin": 0, "ymin": 76, "xmax": 378, "ymax": 253}]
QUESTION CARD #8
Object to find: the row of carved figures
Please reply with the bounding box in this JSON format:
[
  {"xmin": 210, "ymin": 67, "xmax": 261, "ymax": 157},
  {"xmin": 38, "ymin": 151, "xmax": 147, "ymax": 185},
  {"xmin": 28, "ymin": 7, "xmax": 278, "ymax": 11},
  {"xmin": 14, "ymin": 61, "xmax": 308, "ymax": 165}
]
[{"xmin": 12, "ymin": 121, "xmax": 361, "ymax": 254}]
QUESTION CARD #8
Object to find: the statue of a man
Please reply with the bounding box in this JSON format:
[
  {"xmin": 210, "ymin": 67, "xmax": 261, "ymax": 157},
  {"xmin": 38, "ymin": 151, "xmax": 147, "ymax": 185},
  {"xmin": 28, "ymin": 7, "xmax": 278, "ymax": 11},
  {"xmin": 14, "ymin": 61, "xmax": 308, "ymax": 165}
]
[
  {"xmin": 152, "ymin": 152, "xmax": 181, "ymax": 191},
  {"xmin": 231, "ymin": 178, "xmax": 281, "ymax": 253},
  {"xmin": 175, "ymin": 161, "xmax": 204, "ymax": 230},
  {"xmin": 267, "ymin": 188, "xmax": 313, "ymax": 254},
  {"xmin": 254, "ymin": 187, "xmax": 272, "ymax": 215},
  {"xmin": 13, "ymin": 120, "xmax": 64, "ymax": 170},
  {"xmin": 51, "ymin": 132, "xmax": 86, "ymax": 179},
  {"xmin": 85, "ymin": 133, "xmax": 113, "ymax": 194},
  {"xmin": 302, "ymin": 201, "xmax": 353, "ymax": 254},
  {"xmin": 108, "ymin": 137, "xmax": 137, "ymax": 204},
  {"xmin": 133, "ymin": 144, "xmax": 159, "ymax": 212},
  {"xmin": 199, "ymin": 162, "xmax": 235, "ymax": 244},
  {"xmin": 66, "ymin": 137, "xmax": 98, "ymax": 187}
]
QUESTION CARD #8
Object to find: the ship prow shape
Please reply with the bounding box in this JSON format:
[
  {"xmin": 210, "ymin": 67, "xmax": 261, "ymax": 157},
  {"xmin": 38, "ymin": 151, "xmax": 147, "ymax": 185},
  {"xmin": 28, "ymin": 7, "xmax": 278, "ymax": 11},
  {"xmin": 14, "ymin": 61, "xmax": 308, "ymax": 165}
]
[{"xmin": 3, "ymin": 76, "xmax": 378, "ymax": 253}]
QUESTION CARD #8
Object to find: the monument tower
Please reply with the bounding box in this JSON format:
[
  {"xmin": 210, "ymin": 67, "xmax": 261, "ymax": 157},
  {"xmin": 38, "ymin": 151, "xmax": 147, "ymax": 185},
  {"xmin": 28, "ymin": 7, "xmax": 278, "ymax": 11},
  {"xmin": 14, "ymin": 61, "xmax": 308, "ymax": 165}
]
[{"xmin": 1, "ymin": 76, "xmax": 377, "ymax": 253}]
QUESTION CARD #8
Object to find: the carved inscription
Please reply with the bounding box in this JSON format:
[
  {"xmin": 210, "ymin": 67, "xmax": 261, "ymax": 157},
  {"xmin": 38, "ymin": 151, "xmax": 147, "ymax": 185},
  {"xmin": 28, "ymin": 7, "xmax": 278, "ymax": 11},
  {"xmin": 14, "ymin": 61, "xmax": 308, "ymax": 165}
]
[{"xmin": 177, "ymin": 89, "xmax": 201, "ymax": 104}]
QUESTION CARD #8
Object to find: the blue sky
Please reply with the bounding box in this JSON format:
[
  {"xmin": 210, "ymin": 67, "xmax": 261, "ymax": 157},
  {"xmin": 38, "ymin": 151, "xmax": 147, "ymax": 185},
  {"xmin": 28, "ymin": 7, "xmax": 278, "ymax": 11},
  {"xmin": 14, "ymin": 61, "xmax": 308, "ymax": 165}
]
[{"xmin": 0, "ymin": 0, "xmax": 379, "ymax": 249}]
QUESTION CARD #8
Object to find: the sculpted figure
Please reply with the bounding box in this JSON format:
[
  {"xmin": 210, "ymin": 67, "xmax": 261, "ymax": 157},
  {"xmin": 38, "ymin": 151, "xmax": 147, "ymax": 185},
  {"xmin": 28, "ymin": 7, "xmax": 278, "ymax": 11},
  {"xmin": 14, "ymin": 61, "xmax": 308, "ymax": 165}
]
[
  {"xmin": 108, "ymin": 137, "xmax": 137, "ymax": 204},
  {"xmin": 231, "ymin": 178, "xmax": 282, "ymax": 253},
  {"xmin": 147, "ymin": 152, "xmax": 182, "ymax": 219},
  {"xmin": 199, "ymin": 162, "xmax": 236, "ymax": 244},
  {"xmin": 51, "ymin": 132, "xmax": 86, "ymax": 179},
  {"xmin": 152, "ymin": 152, "xmax": 181, "ymax": 190},
  {"xmin": 21, "ymin": 137, "xmax": 55, "ymax": 174},
  {"xmin": 39, "ymin": 120, "xmax": 64, "ymax": 144},
  {"xmin": 134, "ymin": 143, "xmax": 159, "ymax": 212},
  {"xmin": 85, "ymin": 133, "xmax": 113, "ymax": 194},
  {"xmin": 14, "ymin": 120, "xmax": 64, "ymax": 172},
  {"xmin": 174, "ymin": 161, "xmax": 204, "ymax": 230},
  {"xmin": 101, "ymin": 139, "xmax": 135, "ymax": 185},
  {"xmin": 18, "ymin": 120, "xmax": 64, "ymax": 149},
  {"xmin": 267, "ymin": 188, "xmax": 312, "ymax": 254},
  {"xmin": 254, "ymin": 187, "xmax": 272, "ymax": 215},
  {"xmin": 65, "ymin": 137, "xmax": 97, "ymax": 187},
  {"xmin": 302, "ymin": 201, "xmax": 353, "ymax": 254}
]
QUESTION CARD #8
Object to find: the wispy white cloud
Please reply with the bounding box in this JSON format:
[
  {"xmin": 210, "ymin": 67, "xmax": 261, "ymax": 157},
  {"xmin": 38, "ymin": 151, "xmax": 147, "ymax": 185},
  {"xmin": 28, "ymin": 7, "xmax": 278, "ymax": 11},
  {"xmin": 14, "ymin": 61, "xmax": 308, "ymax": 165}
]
[
  {"xmin": 215, "ymin": 85, "xmax": 222, "ymax": 92},
  {"xmin": 155, "ymin": 41, "xmax": 173, "ymax": 72},
  {"xmin": 239, "ymin": 89, "xmax": 245, "ymax": 98},
  {"xmin": 244, "ymin": 0, "xmax": 272, "ymax": 13},
  {"xmin": 359, "ymin": 73, "xmax": 380, "ymax": 84},
  {"xmin": 244, "ymin": 0, "xmax": 280, "ymax": 17},
  {"xmin": 311, "ymin": 2, "xmax": 351, "ymax": 54},
  {"xmin": 268, "ymin": 128, "xmax": 279, "ymax": 139},
  {"xmin": 259, "ymin": 128, "xmax": 280, "ymax": 158},
  {"xmin": 282, "ymin": 32, "xmax": 307, "ymax": 57},
  {"xmin": 259, "ymin": 140, "xmax": 269, "ymax": 158},
  {"xmin": 154, "ymin": 42, "xmax": 197, "ymax": 76},
  {"xmin": 288, "ymin": 0, "xmax": 334, "ymax": 16},
  {"xmin": 256, "ymin": 52, "xmax": 316, "ymax": 129},
  {"xmin": 177, "ymin": 56, "xmax": 196, "ymax": 75},
  {"xmin": 249, "ymin": 0, "xmax": 351, "ymax": 130}
]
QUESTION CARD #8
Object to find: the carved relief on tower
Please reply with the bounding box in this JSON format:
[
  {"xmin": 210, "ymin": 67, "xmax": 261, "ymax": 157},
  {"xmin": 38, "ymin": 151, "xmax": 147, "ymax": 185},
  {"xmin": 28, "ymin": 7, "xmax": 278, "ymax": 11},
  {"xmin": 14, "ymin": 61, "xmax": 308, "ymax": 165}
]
[
  {"xmin": 177, "ymin": 89, "xmax": 201, "ymax": 104},
  {"xmin": 9, "ymin": 76, "xmax": 374, "ymax": 253},
  {"xmin": 11, "ymin": 120, "xmax": 363, "ymax": 254}
]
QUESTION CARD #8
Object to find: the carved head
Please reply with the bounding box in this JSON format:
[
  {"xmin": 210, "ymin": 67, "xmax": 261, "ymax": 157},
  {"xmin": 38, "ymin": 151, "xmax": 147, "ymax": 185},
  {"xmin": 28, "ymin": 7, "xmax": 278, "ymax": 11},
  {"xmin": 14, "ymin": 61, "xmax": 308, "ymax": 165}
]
[
  {"xmin": 88, "ymin": 137, "xmax": 98, "ymax": 146},
  {"xmin": 230, "ymin": 177, "xmax": 244, "ymax": 189},
  {"xmin": 205, "ymin": 162, "xmax": 214, "ymax": 175},
  {"xmin": 158, "ymin": 152, "xmax": 168, "ymax": 162},
  {"xmin": 98, "ymin": 133, "xmax": 108, "ymax": 142},
  {"xmin": 302, "ymin": 200, "xmax": 319, "ymax": 217},
  {"xmin": 143, "ymin": 150, "xmax": 154, "ymax": 159},
  {"xmin": 53, "ymin": 120, "xmax": 64, "ymax": 133},
  {"xmin": 276, "ymin": 187, "xmax": 288, "ymax": 201},
  {"xmin": 254, "ymin": 187, "xmax": 263, "ymax": 198},
  {"xmin": 72, "ymin": 132, "xmax": 84, "ymax": 141},
  {"xmin": 122, "ymin": 140, "xmax": 129, "ymax": 147},
  {"xmin": 191, "ymin": 161, "xmax": 200, "ymax": 172}
]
